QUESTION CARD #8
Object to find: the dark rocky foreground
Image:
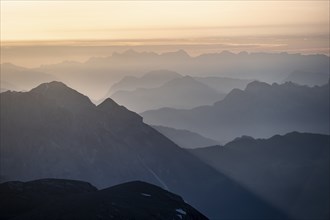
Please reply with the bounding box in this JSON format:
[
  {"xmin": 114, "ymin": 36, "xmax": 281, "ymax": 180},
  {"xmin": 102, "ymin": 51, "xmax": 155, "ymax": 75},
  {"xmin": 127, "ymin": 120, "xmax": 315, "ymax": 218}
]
[{"xmin": 0, "ymin": 178, "xmax": 208, "ymax": 220}]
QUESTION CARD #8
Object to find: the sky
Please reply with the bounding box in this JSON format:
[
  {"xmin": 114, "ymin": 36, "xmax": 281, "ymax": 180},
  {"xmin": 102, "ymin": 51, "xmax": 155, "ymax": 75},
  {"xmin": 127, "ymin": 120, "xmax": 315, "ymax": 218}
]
[
  {"xmin": 1, "ymin": 1, "xmax": 329, "ymax": 41},
  {"xmin": 1, "ymin": 1, "xmax": 329, "ymax": 67}
]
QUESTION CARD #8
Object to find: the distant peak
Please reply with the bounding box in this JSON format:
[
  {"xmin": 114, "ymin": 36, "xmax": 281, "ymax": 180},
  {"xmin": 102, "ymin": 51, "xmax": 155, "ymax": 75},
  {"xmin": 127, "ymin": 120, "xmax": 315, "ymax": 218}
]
[
  {"xmin": 122, "ymin": 49, "xmax": 139, "ymax": 56},
  {"xmin": 245, "ymin": 81, "xmax": 271, "ymax": 92},
  {"xmin": 238, "ymin": 51, "xmax": 249, "ymax": 56},
  {"xmin": 1, "ymin": 62, "xmax": 26, "ymax": 70},
  {"xmin": 162, "ymin": 50, "xmax": 190, "ymax": 58},
  {"xmin": 31, "ymin": 81, "xmax": 68, "ymax": 93},
  {"xmin": 220, "ymin": 50, "xmax": 235, "ymax": 56},
  {"xmin": 226, "ymin": 135, "xmax": 255, "ymax": 145},
  {"xmin": 98, "ymin": 98, "xmax": 120, "ymax": 110}
]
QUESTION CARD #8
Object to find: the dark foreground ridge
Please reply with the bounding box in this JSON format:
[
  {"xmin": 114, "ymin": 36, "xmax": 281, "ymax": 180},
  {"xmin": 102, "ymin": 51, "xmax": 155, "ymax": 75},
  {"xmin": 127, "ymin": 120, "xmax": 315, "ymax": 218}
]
[{"xmin": 0, "ymin": 179, "xmax": 208, "ymax": 220}]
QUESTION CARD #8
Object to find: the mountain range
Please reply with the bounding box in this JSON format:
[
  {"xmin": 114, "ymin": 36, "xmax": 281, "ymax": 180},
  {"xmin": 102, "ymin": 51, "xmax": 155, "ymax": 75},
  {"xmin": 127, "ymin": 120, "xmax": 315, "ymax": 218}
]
[
  {"xmin": 106, "ymin": 69, "xmax": 182, "ymax": 95},
  {"xmin": 152, "ymin": 125, "xmax": 219, "ymax": 149},
  {"xmin": 111, "ymin": 75, "xmax": 225, "ymax": 112},
  {"xmin": 0, "ymin": 81, "xmax": 288, "ymax": 219},
  {"xmin": 27, "ymin": 50, "xmax": 330, "ymax": 99},
  {"xmin": 0, "ymin": 179, "xmax": 208, "ymax": 220},
  {"xmin": 189, "ymin": 132, "xmax": 330, "ymax": 220},
  {"xmin": 0, "ymin": 63, "xmax": 55, "ymax": 92},
  {"xmin": 283, "ymin": 70, "xmax": 329, "ymax": 86},
  {"xmin": 142, "ymin": 81, "xmax": 329, "ymax": 143}
]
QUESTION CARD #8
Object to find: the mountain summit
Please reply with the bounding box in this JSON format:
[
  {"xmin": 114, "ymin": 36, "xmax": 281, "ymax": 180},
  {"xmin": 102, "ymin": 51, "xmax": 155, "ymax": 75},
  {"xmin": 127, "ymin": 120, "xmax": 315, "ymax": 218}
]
[{"xmin": 0, "ymin": 82, "xmax": 288, "ymax": 219}]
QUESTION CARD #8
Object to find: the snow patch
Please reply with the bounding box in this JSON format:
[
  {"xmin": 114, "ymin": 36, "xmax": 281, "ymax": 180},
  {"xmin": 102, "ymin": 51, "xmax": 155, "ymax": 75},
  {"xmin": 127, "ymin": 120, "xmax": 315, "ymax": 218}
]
[
  {"xmin": 176, "ymin": 208, "xmax": 186, "ymax": 215},
  {"xmin": 141, "ymin": 193, "xmax": 151, "ymax": 197}
]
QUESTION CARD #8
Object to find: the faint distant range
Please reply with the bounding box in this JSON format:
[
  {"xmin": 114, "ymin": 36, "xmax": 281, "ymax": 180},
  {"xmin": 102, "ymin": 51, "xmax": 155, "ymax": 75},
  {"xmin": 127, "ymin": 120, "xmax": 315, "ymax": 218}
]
[
  {"xmin": 2, "ymin": 33, "xmax": 329, "ymax": 68},
  {"xmin": 105, "ymin": 70, "xmax": 251, "ymax": 112},
  {"xmin": 142, "ymin": 81, "xmax": 329, "ymax": 143},
  {"xmin": 152, "ymin": 125, "xmax": 219, "ymax": 149},
  {"xmin": 1, "ymin": 50, "xmax": 329, "ymax": 99}
]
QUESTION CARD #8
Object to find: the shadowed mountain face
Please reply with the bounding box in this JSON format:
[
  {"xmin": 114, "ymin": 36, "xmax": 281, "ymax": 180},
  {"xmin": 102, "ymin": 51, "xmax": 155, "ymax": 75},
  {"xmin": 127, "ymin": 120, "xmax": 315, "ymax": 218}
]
[
  {"xmin": 189, "ymin": 132, "xmax": 330, "ymax": 220},
  {"xmin": 0, "ymin": 179, "xmax": 208, "ymax": 220},
  {"xmin": 142, "ymin": 81, "xmax": 329, "ymax": 143},
  {"xmin": 152, "ymin": 125, "xmax": 219, "ymax": 149},
  {"xmin": 0, "ymin": 82, "xmax": 289, "ymax": 219},
  {"xmin": 111, "ymin": 76, "xmax": 225, "ymax": 112}
]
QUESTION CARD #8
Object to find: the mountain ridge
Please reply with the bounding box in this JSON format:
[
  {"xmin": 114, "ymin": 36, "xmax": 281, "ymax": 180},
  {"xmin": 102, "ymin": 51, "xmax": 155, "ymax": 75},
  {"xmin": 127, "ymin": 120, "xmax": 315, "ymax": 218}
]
[
  {"xmin": 1, "ymin": 81, "xmax": 288, "ymax": 219},
  {"xmin": 141, "ymin": 81, "xmax": 329, "ymax": 142}
]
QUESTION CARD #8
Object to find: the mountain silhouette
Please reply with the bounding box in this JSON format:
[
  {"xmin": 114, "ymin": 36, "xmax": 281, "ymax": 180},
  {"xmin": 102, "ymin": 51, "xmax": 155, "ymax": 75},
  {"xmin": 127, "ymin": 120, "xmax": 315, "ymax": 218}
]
[
  {"xmin": 0, "ymin": 63, "xmax": 56, "ymax": 91},
  {"xmin": 106, "ymin": 69, "xmax": 182, "ymax": 96},
  {"xmin": 0, "ymin": 81, "xmax": 288, "ymax": 219},
  {"xmin": 0, "ymin": 179, "xmax": 207, "ymax": 220},
  {"xmin": 190, "ymin": 132, "xmax": 330, "ymax": 220},
  {"xmin": 142, "ymin": 81, "xmax": 329, "ymax": 143},
  {"xmin": 34, "ymin": 50, "xmax": 329, "ymax": 99},
  {"xmin": 111, "ymin": 76, "xmax": 225, "ymax": 112},
  {"xmin": 152, "ymin": 125, "xmax": 219, "ymax": 149},
  {"xmin": 193, "ymin": 76, "xmax": 252, "ymax": 93},
  {"xmin": 283, "ymin": 70, "xmax": 329, "ymax": 86}
]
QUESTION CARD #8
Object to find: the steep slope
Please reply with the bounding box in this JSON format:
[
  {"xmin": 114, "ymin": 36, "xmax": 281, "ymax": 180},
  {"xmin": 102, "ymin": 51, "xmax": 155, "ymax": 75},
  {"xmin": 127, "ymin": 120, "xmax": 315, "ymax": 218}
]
[
  {"xmin": 107, "ymin": 69, "xmax": 182, "ymax": 95},
  {"xmin": 111, "ymin": 76, "xmax": 225, "ymax": 112},
  {"xmin": 0, "ymin": 179, "xmax": 207, "ymax": 220},
  {"xmin": 142, "ymin": 81, "xmax": 329, "ymax": 143},
  {"xmin": 0, "ymin": 81, "xmax": 288, "ymax": 219},
  {"xmin": 152, "ymin": 125, "xmax": 219, "ymax": 149},
  {"xmin": 190, "ymin": 132, "xmax": 330, "ymax": 220}
]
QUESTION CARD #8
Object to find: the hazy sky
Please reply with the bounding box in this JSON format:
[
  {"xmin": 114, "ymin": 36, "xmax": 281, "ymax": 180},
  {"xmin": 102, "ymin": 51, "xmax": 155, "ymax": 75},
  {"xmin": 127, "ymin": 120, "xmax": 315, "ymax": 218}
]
[
  {"xmin": 1, "ymin": 1, "xmax": 329, "ymax": 67},
  {"xmin": 1, "ymin": 1, "xmax": 329, "ymax": 41}
]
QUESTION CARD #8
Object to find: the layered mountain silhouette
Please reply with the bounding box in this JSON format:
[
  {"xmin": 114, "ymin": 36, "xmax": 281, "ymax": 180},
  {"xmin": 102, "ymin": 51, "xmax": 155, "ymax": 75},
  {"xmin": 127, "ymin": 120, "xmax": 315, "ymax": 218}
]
[
  {"xmin": 0, "ymin": 179, "xmax": 207, "ymax": 220},
  {"xmin": 107, "ymin": 69, "xmax": 182, "ymax": 95},
  {"xmin": 190, "ymin": 132, "xmax": 330, "ymax": 220},
  {"xmin": 0, "ymin": 80, "xmax": 19, "ymax": 93},
  {"xmin": 0, "ymin": 63, "xmax": 55, "ymax": 91},
  {"xmin": 142, "ymin": 81, "xmax": 329, "ymax": 143},
  {"xmin": 193, "ymin": 76, "xmax": 252, "ymax": 94},
  {"xmin": 111, "ymin": 76, "xmax": 225, "ymax": 112},
  {"xmin": 33, "ymin": 50, "xmax": 329, "ymax": 99},
  {"xmin": 283, "ymin": 70, "xmax": 330, "ymax": 86},
  {"xmin": 0, "ymin": 81, "xmax": 288, "ymax": 219},
  {"xmin": 152, "ymin": 125, "xmax": 219, "ymax": 149}
]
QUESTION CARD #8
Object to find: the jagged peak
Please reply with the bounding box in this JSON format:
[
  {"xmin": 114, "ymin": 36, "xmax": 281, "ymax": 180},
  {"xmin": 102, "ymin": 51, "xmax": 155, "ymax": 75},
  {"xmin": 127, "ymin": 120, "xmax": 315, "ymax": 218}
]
[{"xmin": 162, "ymin": 49, "xmax": 190, "ymax": 58}]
